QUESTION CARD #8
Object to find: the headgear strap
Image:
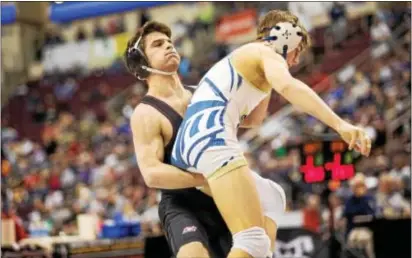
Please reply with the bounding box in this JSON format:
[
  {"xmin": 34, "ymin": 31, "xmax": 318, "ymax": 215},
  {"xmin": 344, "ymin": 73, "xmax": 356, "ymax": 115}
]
[
  {"xmin": 260, "ymin": 22, "xmax": 303, "ymax": 59},
  {"xmin": 128, "ymin": 35, "xmax": 175, "ymax": 80}
]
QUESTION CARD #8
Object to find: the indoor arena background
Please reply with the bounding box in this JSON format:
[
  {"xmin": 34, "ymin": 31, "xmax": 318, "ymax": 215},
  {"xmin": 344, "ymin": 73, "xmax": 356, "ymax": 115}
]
[{"xmin": 1, "ymin": 2, "xmax": 411, "ymax": 258}]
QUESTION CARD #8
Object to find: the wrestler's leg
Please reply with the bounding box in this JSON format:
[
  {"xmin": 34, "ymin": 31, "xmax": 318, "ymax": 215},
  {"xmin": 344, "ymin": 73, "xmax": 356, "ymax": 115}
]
[
  {"xmin": 263, "ymin": 216, "xmax": 277, "ymax": 252},
  {"xmin": 207, "ymin": 164, "xmax": 270, "ymax": 258},
  {"xmin": 159, "ymin": 199, "xmax": 211, "ymax": 258},
  {"xmin": 200, "ymin": 172, "xmax": 279, "ymax": 256},
  {"xmin": 177, "ymin": 242, "xmax": 209, "ymax": 258}
]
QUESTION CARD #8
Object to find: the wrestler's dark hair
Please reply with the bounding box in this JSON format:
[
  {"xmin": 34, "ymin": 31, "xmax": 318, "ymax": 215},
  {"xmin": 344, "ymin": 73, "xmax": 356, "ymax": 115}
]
[{"xmin": 124, "ymin": 21, "xmax": 172, "ymax": 79}]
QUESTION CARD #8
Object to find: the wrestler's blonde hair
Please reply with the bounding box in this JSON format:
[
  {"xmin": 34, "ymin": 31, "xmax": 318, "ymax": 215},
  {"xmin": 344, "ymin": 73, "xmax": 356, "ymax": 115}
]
[{"xmin": 257, "ymin": 10, "xmax": 312, "ymax": 54}]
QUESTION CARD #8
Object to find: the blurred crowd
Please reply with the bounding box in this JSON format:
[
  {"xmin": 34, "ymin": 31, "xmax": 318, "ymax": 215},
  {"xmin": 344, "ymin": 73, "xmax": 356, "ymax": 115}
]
[
  {"xmin": 1, "ymin": 109, "xmax": 162, "ymax": 239},
  {"xmin": 243, "ymin": 9, "xmax": 410, "ymax": 257},
  {"xmin": 1, "ymin": 4, "xmax": 410, "ymax": 256}
]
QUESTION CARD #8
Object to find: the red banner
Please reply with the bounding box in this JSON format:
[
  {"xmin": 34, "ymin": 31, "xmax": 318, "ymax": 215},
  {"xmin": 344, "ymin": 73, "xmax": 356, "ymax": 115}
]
[{"xmin": 216, "ymin": 9, "xmax": 257, "ymax": 44}]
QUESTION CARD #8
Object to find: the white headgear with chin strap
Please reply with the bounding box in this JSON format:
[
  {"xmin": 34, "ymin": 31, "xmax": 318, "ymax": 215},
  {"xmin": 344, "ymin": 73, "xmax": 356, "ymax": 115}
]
[{"xmin": 262, "ymin": 22, "xmax": 303, "ymax": 59}]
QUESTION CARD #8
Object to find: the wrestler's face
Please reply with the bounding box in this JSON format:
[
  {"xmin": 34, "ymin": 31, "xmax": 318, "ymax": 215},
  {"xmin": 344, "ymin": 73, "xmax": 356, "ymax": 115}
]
[
  {"xmin": 286, "ymin": 49, "xmax": 301, "ymax": 68},
  {"xmin": 144, "ymin": 31, "xmax": 180, "ymax": 73}
]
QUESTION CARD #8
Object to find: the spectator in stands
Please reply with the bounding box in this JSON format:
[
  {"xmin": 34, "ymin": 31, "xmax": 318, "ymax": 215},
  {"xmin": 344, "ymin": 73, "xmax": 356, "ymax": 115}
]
[
  {"xmin": 61, "ymin": 217, "xmax": 78, "ymax": 236},
  {"xmin": 106, "ymin": 187, "xmax": 127, "ymax": 219},
  {"xmin": 288, "ymin": 3, "xmax": 311, "ymax": 32},
  {"xmin": 116, "ymin": 15, "xmax": 126, "ymax": 34},
  {"xmin": 28, "ymin": 211, "xmax": 51, "ymax": 237},
  {"xmin": 371, "ymin": 17, "xmax": 391, "ymax": 45},
  {"xmin": 107, "ymin": 15, "xmax": 126, "ymax": 35},
  {"xmin": 76, "ymin": 27, "xmax": 87, "ymax": 42},
  {"xmin": 1, "ymin": 158, "xmax": 12, "ymax": 182},
  {"xmin": 140, "ymin": 189, "xmax": 162, "ymax": 236},
  {"xmin": 172, "ymin": 19, "xmax": 188, "ymax": 43},
  {"xmin": 94, "ymin": 19, "xmax": 107, "ymax": 39},
  {"xmin": 389, "ymin": 153, "xmax": 411, "ymax": 182},
  {"xmin": 376, "ymin": 173, "xmax": 410, "ymax": 219},
  {"xmin": 33, "ymin": 39, "xmax": 43, "ymax": 62},
  {"xmin": 194, "ymin": 2, "xmax": 215, "ymax": 33},
  {"xmin": 44, "ymin": 94, "xmax": 59, "ymax": 122},
  {"xmin": 329, "ymin": 2, "xmax": 348, "ymax": 49},
  {"xmin": 343, "ymin": 174, "xmax": 376, "ymax": 235},
  {"xmin": 121, "ymin": 93, "xmax": 142, "ymax": 120},
  {"xmin": 178, "ymin": 53, "xmax": 191, "ymax": 78},
  {"xmin": 1, "ymin": 119, "xmax": 18, "ymax": 143},
  {"xmin": 27, "ymin": 89, "xmax": 41, "ymax": 113},
  {"xmin": 44, "ymin": 27, "xmax": 65, "ymax": 46},
  {"xmin": 32, "ymin": 100, "xmax": 47, "ymax": 123},
  {"xmin": 1, "ymin": 205, "xmax": 28, "ymax": 241},
  {"xmin": 322, "ymin": 193, "xmax": 344, "ymax": 233},
  {"xmin": 375, "ymin": 174, "xmax": 394, "ymax": 217},
  {"xmin": 54, "ymin": 78, "xmax": 78, "ymax": 103},
  {"xmin": 344, "ymin": 174, "xmax": 376, "ymax": 258},
  {"xmin": 391, "ymin": 176, "xmax": 411, "ymax": 216},
  {"xmin": 303, "ymin": 194, "xmax": 322, "ymax": 233},
  {"xmin": 402, "ymin": 30, "xmax": 410, "ymax": 51},
  {"xmin": 351, "ymin": 71, "xmax": 371, "ymax": 104}
]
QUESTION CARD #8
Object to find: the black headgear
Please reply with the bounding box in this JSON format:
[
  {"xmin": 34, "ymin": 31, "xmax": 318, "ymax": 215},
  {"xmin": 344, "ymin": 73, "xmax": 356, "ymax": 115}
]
[{"xmin": 127, "ymin": 35, "xmax": 175, "ymax": 80}]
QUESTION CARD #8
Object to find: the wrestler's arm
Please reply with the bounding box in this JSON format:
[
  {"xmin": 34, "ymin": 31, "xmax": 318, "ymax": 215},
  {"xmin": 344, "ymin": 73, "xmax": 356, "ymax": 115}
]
[
  {"xmin": 259, "ymin": 46, "xmax": 343, "ymax": 132},
  {"xmin": 130, "ymin": 106, "xmax": 206, "ymax": 189},
  {"xmin": 239, "ymin": 91, "xmax": 271, "ymax": 128}
]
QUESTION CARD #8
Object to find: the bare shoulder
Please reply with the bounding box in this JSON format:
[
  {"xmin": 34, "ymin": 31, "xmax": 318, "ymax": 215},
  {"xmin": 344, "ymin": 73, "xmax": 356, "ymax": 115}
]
[
  {"xmin": 130, "ymin": 102, "xmax": 165, "ymax": 169},
  {"xmin": 232, "ymin": 42, "xmax": 286, "ymax": 72},
  {"xmin": 130, "ymin": 104, "xmax": 161, "ymax": 135},
  {"xmin": 232, "ymin": 42, "xmax": 262, "ymax": 61},
  {"xmin": 234, "ymin": 42, "xmax": 282, "ymax": 59},
  {"xmin": 230, "ymin": 43, "xmax": 262, "ymax": 77}
]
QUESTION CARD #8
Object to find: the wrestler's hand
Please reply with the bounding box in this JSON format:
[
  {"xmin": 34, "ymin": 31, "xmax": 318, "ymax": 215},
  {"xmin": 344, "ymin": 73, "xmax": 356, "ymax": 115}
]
[{"xmin": 336, "ymin": 120, "xmax": 372, "ymax": 157}]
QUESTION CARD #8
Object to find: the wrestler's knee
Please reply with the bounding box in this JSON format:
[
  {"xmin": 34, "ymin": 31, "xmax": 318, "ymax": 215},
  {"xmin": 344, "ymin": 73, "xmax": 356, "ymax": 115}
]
[
  {"xmin": 232, "ymin": 226, "xmax": 271, "ymax": 258},
  {"xmin": 177, "ymin": 242, "xmax": 210, "ymax": 258}
]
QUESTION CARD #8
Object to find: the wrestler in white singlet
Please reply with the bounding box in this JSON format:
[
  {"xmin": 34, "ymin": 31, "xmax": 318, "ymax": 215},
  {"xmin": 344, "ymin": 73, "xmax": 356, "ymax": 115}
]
[{"xmin": 171, "ymin": 56, "xmax": 268, "ymax": 179}]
